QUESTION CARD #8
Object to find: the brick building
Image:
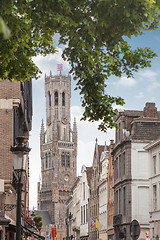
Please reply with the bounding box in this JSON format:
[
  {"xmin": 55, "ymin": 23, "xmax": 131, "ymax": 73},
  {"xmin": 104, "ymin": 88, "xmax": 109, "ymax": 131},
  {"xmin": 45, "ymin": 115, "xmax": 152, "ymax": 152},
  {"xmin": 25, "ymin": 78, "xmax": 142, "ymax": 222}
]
[
  {"xmin": 37, "ymin": 72, "xmax": 77, "ymax": 239},
  {"xmin": 0, "ymin": 80, "xmax": 32, "ymax": 239},
  {"xmin": 113, "ymin": 102, "xmax": 160, "ymax": 240},
  {"xmin": 89, "ymin": 139, "xmax": 104, "ymax": 240}
]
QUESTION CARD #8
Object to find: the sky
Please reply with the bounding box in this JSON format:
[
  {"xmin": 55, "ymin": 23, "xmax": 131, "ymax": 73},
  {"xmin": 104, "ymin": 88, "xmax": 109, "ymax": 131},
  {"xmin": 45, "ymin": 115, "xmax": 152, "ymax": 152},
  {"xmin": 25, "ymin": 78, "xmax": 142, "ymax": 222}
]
[{"xmin": 29, "ymin": 27, "xmax": 160, "ymax": 209}]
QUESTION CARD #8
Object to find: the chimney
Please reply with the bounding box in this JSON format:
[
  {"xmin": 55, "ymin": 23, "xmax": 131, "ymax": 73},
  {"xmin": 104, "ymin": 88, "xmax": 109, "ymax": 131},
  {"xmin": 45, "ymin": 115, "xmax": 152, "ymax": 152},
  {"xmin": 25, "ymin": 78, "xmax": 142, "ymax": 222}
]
[{"xmin": 143, "ymin": 102, "xmax": 157, "ymax": 118}]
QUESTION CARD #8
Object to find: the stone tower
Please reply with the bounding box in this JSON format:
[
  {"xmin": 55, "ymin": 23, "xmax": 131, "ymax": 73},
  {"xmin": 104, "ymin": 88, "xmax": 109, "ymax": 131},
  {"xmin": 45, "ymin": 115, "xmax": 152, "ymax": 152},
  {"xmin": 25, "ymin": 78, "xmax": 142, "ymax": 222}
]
[{"xmin": 38, "ymin": 71, "xmax": 77, "ymax": 231}]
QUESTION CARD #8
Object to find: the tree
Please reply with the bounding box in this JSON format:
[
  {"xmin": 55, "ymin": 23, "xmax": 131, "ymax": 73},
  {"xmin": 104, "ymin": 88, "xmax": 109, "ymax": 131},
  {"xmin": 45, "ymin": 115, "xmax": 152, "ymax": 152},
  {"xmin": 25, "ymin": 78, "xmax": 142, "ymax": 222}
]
[
  {"xmin": 0, "ymin": 0, "xmax": 160, "ymax": 131},
  {"xmin": 33, "ymin": 215, "xmax": 43, "ymax": 232}
]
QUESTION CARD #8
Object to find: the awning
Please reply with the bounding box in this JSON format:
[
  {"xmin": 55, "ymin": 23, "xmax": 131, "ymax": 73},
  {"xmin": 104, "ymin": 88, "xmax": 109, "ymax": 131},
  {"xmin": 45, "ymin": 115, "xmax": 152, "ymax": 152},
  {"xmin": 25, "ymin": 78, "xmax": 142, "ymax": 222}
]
[
  {"xmin": 0, "ymin": 212, "xmax": 10, "ymax": 225},
  {"xmin": 22, "ymin": 225, "xmax": 45, "ymax": 239}
]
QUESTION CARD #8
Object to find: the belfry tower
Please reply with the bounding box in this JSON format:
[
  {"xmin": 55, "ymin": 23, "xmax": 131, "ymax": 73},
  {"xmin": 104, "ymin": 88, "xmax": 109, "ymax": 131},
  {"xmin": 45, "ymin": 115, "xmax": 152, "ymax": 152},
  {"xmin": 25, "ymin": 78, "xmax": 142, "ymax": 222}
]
[{"xmin": 37, "ymin": 71, "xmax": 77, "ymax": 230}]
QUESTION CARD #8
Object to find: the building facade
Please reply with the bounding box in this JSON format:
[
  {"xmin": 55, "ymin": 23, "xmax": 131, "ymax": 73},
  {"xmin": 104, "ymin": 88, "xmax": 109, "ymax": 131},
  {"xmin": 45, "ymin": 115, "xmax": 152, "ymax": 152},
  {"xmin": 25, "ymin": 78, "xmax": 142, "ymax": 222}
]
[
  {"xmin": 89, "ymin": 139, "xmax": 104, "ymax": 240},
  {"xmin": 144, "ymin": 138, "xmax": 160, "ymax": 239},
  {"xmin": 66, "ymin": 194, "xmax": 74, "ymax": 240},
  {"xmin": 80, "ymin": 166, "xmax": 91, "ymax": 240},
  {"xmin": 107, "ymin": 140, "xmax": 114, "ymax": 240},
  {"xmin": 0, "ymin": 80, "xmax": 32, "ymax": 239},
  {"xmin": 98, "ymin": 144, "xmax": 109, "ymax": 240},
  {"xmin": 38, "ymin": 72, "xmax": 77, "ymax": 239},
  {"xmin": 113, "ymin": 102, "xmax": 160, "ymax": 240}
]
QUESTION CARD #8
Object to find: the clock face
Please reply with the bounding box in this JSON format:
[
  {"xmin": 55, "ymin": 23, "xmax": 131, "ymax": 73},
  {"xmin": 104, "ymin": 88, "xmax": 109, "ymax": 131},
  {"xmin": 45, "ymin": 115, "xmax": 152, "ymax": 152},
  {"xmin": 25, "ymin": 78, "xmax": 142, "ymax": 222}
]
[{"xmin": 64, "ymin": 174, "xmax": 70, "ymax": 182}]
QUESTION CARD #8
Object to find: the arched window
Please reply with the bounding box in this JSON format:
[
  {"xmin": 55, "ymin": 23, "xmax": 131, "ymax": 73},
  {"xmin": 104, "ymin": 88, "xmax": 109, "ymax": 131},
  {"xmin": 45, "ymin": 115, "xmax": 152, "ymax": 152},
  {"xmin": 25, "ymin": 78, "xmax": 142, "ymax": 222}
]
[
  {"xmin": 49, "ymin": 152, "xmax": 51, "ymax": 168},
  {"xmin": 45, "ymin": 153, "xmax": 48, "ymax": 169},
  {"xmin": 62, "ymin": 92, "xmax": 65, "ymax": 106},
  {"xmin": 54, "ymin": 91, "xmax": 58, "ymax": 105},
  {"xmin": 61, "ymin": 153, "xmax": 65, "ymax": 167},
  {"xmin": 66, "ymin": 153, "xmax": 70, "ymax": 168},
  {"xmin": 48, "ymin": 91, "xmax": 51, "ymax": 106}
]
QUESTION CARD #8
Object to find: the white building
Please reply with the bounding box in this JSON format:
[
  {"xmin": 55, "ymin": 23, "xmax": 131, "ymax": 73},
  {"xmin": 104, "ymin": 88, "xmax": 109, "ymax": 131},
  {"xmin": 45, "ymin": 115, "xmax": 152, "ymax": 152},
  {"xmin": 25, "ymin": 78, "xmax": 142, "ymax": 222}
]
[
  {"xmin": 66, "ymin": 195, "xmax": 74, "ymax": 240},
  {"xmin": 80, "ymin": 165, "xmax": 91, "ymax": 240},
  {"xmin": 99, "ymin": 144, "xmax": 109, "ymax": 240},
  {"xmin": 72, "ymin": 177, "xmax": 82, "ymax": 239},
  {"xmin": 144, "ymin": 138, "xmax": 160, "ymax": 240},
  {"xmin": 131, "ymin": 141, "xmax": 150, "ymax": 239}
]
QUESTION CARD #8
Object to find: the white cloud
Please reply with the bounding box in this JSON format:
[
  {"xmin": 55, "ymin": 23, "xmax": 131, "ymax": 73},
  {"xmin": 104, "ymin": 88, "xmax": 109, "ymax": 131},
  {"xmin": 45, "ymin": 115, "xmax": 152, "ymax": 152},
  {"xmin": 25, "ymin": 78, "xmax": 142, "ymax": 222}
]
[
  {"xmin": 71, "ymin": 105, "xmax": 115, "ymax": 175},
  {"xmin": 32, "ymin": 48, "xmax": 70, "ymax": 77},
  {"xmin": 113, "ymin": 105, "xmax": 127, "ymax": 111},
  {"xmin": 138, "ymin": 70, "xmax": 158, "ymax": 79},
  {"xmin": 134, "ymin": 91, "xmax": 144, "ymax": 99},
  {"xmin": 116, "ymin": 76, "xmax": 136, "ymax": 87},
  {"xmin": 137, "ymin": 70, "xmax": 160, "ymax": 92}
]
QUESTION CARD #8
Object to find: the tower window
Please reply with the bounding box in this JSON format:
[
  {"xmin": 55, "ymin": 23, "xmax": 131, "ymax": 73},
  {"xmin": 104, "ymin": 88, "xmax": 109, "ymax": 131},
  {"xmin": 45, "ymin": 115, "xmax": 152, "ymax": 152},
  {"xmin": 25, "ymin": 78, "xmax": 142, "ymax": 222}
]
[
  {"xmin": 48, "ymin": 91, "xmax": 51, "ymax": 107},
  {"xmin": 61, "ymin": 153, "xmax": 65, "ymax": 167},
  {"xmin": 66, "ymin": 154, "xmax": 70, "ymax": 168},
  {"xmin": 49, "ymin": 152, "xmax": 51, "ymax": 168},
  {"xmin": 62, "ymin": 92, "xmax": 65, "ymax": 106},
  {"xmin": 45, "ymin": 153, "xmax": 48, "ymax": 169},
  {"xmin": 54, "ymin": 91, "xmax": 58, "ymax": 106},
  {"xmin": 61, "ymin": 152, "xmax": 70, "ymax": 168}
]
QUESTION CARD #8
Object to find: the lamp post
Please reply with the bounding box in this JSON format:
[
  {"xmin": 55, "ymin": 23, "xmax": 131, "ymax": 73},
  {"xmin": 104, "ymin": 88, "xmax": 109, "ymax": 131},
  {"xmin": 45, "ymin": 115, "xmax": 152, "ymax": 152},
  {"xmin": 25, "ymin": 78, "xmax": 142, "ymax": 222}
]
[{"xmin": 10, "ymin": 136, "xmax": 30, "ymax": 240}]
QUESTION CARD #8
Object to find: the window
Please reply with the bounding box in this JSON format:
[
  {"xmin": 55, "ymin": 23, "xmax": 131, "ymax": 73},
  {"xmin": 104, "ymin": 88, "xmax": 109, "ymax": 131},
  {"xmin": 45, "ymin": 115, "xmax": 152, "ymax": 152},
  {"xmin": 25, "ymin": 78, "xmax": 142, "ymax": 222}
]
[
  {"xmin": 119, "ymin": 155, "xmax": 121, "ymax": 177},
  {"xmin": 49, "ymin": 152, "xmax": 51, "ymax": 168},
  {"xmin": 66, "ymin": 154, "xmax": 70, "ymax": 168},
  {"xmin": 54, "ymin": 91, "xmax": 58, "ymax": 105},
  {"xmin": 61, "ymin": 152, "xmax": 70, "ymax": 168},
  {"xmin": 57, "ymin": 125, "xmax": 60, "ymax": 140},
  {"xmin": 48, "ymin": 91, "xmax": 51, "ymax": 106},
  {"xmin": 123, "ymin": 187, "xmax": 126, "ymax": 215},
  {"xmin": 84, "ymin": 205, "xmax": 85, "ymax": 223},
  {"xmin": 153, "ymin": 155, "xmax": 157, "ymax": 175},
  {"xmin": 86, "ymin": 204, "xmax": 88, "ymax": 222},
  {"xmin": 81, "ymin": 206, "xmax": 83, "ymax": 224},
  {"xmin": 115, "ymin": 191, "xmax": 118, "ymax": 214},
  {"xmin": 45, "ymin": 153, "xmax": 48, "ymax": 168},
  {"xmin": 118, "ymin": 189, "xmax": 121, "ymax": 214},
  {"xmin": 62, "ymin": 92, "xmax": 65, "ymax": 106},
  {"xmin": 123, "ymin": 152, "xmax": 125, "ymax": 175},
  {"xmin": 153, "ymin": 185, "xmax": 157, "ymax": 210},
  {"xmin": 83, "ymin": 182, "xmax": 85, "ymax": 200},
  {"xmin": 115, "ymin": 157, "xmax": 118, "ymax": 179},
  {"xmin": 61, "ymin": 153, "xmax": 65, "ymax": 167}
]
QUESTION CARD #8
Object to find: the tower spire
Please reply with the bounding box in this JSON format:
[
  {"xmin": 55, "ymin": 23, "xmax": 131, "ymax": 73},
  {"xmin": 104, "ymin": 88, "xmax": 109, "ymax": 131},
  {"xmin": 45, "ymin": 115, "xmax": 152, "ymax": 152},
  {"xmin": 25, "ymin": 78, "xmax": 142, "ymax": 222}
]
[
  {"xmin": 73, "ymin": 117, "xmax": 77, "ymax": 135},
  {"xmin": 40, "ymin": 119, "xmax": 45, "ymax": 144}
]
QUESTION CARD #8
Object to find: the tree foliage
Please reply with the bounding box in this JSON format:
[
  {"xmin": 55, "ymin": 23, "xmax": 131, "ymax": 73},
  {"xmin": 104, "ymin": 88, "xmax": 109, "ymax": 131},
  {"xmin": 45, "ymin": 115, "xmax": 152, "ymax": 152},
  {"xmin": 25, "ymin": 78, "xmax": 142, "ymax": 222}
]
[
  {"xmin": 0, "ymin": 0, "xmax": 160, "ymax": 131},
  {"xmin": 33, "ymin": 215, "xmax": 42, "ymax": 231}
]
